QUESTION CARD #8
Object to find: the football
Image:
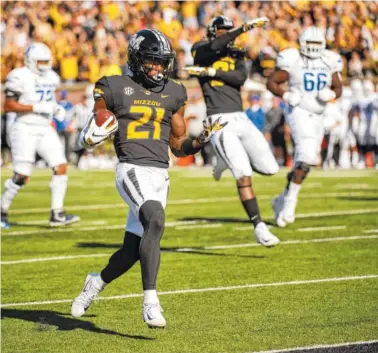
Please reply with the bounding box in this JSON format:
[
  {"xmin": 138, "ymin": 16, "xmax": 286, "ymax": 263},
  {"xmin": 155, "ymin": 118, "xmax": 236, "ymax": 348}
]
[{"xmin": 95, "ymin": 109, "xmax": 117, "ymax": 128}]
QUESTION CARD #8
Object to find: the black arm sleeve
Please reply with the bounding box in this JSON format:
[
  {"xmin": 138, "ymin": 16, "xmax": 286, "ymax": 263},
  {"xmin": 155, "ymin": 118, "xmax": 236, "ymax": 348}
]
[
  {"xmin": 213, "ymin": 60, "xmax": 248, "ymax": 87},
  {"xmin": 210, "ymin": 26, "xmax": 245, "ymax": 51},
  {"xmin": 94, "ymin": 76, "xmax": 114, "ymax": 111},
  {"xmin": 171, "ymin": 137, "xmax": 201, "ymax": 157},
  {"xmin": 192, "ymin": 26, "xmax": 245, "ymax": 64}
]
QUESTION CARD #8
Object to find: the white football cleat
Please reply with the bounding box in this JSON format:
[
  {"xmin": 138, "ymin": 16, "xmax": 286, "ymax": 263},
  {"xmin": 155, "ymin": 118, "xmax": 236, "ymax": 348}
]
[
  {"xmin": 275, "ymin": 195, "xmax": 297, "ymax": 227},
  {"xmin": 282, "ymin": 197, "xmax": 297, "ymax": 224},
  {"xmin": 143, "ymin": 302, "xmax": 166, "ymax": 329},
  {"xmin": 71, "ymin": 273, "xmax": 105, "ymax": 318},
  {"xmin": 254, "ymin": 222, "xmax": 280, "ymax": 247},
  {"xmin": 212, "ymin": 157, "xmax": 227, "ymax": 181}
]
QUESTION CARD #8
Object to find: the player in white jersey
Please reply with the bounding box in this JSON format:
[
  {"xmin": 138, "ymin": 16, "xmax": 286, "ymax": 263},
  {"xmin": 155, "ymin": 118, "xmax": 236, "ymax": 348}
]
[
  {"xmin": 267, "ymin": 27, "xmax": 342, "ymax": 227},
  {"xmin": 1, "ymin": 43, "xmax": 80, "ymax": 229}
]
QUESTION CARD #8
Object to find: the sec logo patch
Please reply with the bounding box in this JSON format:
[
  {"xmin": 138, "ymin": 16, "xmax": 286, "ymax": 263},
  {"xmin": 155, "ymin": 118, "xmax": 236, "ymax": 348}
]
[{"xmin": 124, "ymin": 87, "xmax": 134, "ymax": 96}]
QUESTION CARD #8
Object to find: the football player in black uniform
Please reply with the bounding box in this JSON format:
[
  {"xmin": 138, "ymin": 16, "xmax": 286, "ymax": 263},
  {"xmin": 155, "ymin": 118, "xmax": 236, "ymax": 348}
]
[
  {"xmin": 71, "ymin": 29, "xmax": 225, "ymax": 328},
  {"xmin": 185, "ymin": 16, "xmax": 280, "ymax": 247}
]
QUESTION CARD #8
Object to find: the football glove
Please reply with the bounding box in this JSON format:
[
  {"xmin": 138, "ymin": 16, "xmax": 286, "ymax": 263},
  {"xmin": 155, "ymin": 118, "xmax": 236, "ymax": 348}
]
[
  {"xmin": 54, "ymin": 105, "xmax": 66, "ymax": 122},
  {"xmin": 197, "ymin": 116, "xmax": 228, "ymax": 145},
  {"xmin": 243, "ymin": 17, "xmax": 270, "ymax": 31},
  {"xmin": 79, "ymin": 114, "xmax": 118, "ymax": 149},
  {"xmin": 283, "ymin": 91, "xmax": 302, "ymax": 107},
  {"xmin": 317, "ymin": 87, "xmax": 336, "ymax": 103},
  {"xmin": 184, "ymin": 66, "xmax": 216, "ymax": 77}
]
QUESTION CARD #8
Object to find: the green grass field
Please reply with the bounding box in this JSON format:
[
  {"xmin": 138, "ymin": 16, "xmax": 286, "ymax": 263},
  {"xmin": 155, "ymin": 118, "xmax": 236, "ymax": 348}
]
[{"xmin": 1, "ymin": 167, "xmax": 378, "ymax": 353}]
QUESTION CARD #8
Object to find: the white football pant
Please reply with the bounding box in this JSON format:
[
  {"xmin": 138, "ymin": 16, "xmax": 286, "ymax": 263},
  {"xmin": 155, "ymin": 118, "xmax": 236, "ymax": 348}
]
[
  {"xmin": 9, "ymin": 121, "xmax": 67, "ymax": 176},
  {"xmin": 285, "ymin": 106, "xmax": 324, "ymax": 165},
  {"xmin": 209, "ymin": 112, "xmax": 279, "ymax": 179},
  {"xmin": 115, "ymin": 162, "xmax": 169, "ymax": 237}
]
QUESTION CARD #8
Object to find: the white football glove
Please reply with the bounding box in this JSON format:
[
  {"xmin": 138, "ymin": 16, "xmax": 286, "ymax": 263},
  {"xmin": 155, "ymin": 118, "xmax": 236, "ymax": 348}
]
[
  {"xmin": 79, "ymin": 114, "xmax": 118, "ymax": 149},
  {"xmin": 283, "ymin": 91, "xmax": 302, "ymax": 107},
  {"xmin": 243, "ymin": 17, "xmax": 270, "ymax": 31},
  {"xmin": 184, "ymin": 66, "xmax": 216, "ymax": 77},
  {"xmin": 317, "ymin": 87, "xmax": 336, "ymax": 103},
  {"xmin": 197, "ymin": 116, "xmax": 228, "ymax": 145},
  {"xmin": 54, "ymin": 105, "xmax": 66, "ymax": 122},
  {"xmin": 32, "ymin": 101, "xmax": 57, "ymax": 116}
]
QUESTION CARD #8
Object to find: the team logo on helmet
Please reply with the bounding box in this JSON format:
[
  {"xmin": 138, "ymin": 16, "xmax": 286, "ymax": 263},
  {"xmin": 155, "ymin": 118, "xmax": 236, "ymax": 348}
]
[{"xmin": 129, "ymin": 35, "xmax": 145, "ymax": 50}]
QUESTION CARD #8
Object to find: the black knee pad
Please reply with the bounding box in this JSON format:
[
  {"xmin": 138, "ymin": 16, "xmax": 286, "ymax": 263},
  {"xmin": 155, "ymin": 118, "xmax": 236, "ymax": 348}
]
[
  {"xmin": 289, "ymin": 162, "xmax": 311, "ymax": 183},
  {"xmin": 139, "ymin": 200, "xmax": 165, "ymax": 236},
  {"xmin": 12, "ymin": 174, "xmax": 28, "ymax": 186}
]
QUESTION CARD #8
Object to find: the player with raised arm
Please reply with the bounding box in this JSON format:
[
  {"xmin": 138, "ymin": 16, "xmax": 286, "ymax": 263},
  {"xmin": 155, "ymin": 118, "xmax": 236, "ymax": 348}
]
[
  {"xmin": 1, "ymin": 43, "xmax": 80, "ymax": 229},
  {"xmin": 267, "ymin": 27, "xmax": 343, "ymax": 227},
  {"xmin": 71, "ymin": 29, "xmax": 225, "ymax": 328},
  {"xmin": 185, "ymin": 16, "xmax": 280, "ymax": 247}
]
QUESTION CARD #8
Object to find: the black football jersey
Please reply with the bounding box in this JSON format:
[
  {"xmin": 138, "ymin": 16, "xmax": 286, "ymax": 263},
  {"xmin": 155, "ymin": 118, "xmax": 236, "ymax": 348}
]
[
  {"xmin": 192, "ymin": 40, "xmax": 247, "ymax": 116},
  {"xmin": 94, "ymin": 75, "xmax": 187, "ymax": 168}
]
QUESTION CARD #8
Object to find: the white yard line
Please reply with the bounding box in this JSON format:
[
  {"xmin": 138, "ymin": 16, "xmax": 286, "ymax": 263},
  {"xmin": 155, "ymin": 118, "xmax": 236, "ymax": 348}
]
[
  {"xmin": 176, "ymin": 235, "xmax": 378, "ymax": 252},
  {"xmin": 10, "ymin": 220, "xmax": 108, "ymax": 226},
  {"xmin": 176, "ymin": 224, "xmax": 222, "ymax": 230},
  {"xmin": 7, "ymin": 192, "xmax": 374, "ymax": 214},
  {"xmin": 1, "ymin": 220, "xmax": 202, "ymax": 237},
  {"xmin": 1, "ymin": 274, "xmax": 377, "ymax": 308},
  {"xmin": 363, "ymin": 229, "xmax": 378, "ymax": 233},
  {"xmin": 3, "ymin": 208, "xmax": 378, "ymax": 237},
  {"xmin": 2, "ymin": 235, "xmax": 377, "ymax": 265},
  {"xmin": 297, "ymin": 225, "xmax": 346, "ymax": 232},
  {"xmin": 247, "ymin": 339, "xmax": 378, "ymax": 353}
]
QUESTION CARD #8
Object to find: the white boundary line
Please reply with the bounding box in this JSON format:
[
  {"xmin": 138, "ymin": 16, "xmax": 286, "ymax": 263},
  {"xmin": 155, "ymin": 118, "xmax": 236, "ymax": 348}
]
[
  {"xmin": 364, "ymin": 229, "xmax": 378, "ymax": 233},
  {"xmin": 1, "ymin": 274, "xmax": 377, "ymax": 308},
  {"xmin": 2, "ymin": 234, "xmax": 377, "ymax": 265},
  {"xmin": 298, "ymin": 225, "xmax": 346, "ymax": 232},
  {"xmin": 247, "ymin": 339, "xmax": 378, "ymax": 353},
  {"xmin": 7, "ymin": 192, "xmax": 375, "ymax": 214}
]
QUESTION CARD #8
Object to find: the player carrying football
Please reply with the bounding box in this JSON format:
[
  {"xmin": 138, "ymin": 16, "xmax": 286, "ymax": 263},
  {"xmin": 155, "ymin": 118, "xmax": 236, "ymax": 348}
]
[
  {"xmin": 267, "ymin": 26, "xmax": 343, "ymax": 227},
  {"xmin": 71, "ymin": 29, "xmax": 225, "ymax": 328}
]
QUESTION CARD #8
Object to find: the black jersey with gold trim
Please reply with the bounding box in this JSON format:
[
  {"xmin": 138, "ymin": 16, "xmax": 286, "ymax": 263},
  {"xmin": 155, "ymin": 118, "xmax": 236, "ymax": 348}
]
[
  {"xmin": 94, "ymin": 75, "xmax": 187, "ymax": 168},
  {"xmin": 192, "ymin": 40, "xmax": 247, "ymax": 116}
]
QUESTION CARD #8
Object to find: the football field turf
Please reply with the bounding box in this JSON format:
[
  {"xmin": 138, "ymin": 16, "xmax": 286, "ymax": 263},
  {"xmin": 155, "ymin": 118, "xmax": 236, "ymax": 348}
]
[{"xmin": 1, "ymin": 167, "xmax": 378, "ymax": 353}]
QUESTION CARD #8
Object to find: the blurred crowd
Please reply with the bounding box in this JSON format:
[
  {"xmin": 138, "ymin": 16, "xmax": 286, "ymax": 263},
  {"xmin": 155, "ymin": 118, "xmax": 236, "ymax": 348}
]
[{"xmin": 2, "ymin": 0, "xmax": 378, "ymax": 83}]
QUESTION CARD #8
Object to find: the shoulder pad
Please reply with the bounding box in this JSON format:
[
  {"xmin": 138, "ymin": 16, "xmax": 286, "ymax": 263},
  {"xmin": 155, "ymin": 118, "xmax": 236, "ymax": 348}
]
[
  {"xmin": 48, "ymin": 70, "xmax": 61, "ymax": 86},
  {"xmin": 276, "ymin": 48, "xmax": 300, "ymax": 71},
  {"xmin": 191, "ymin": 40, "xmax": 207, "ymax": 54},
  {"xmin": 5, "ymin": 68, "xmax": 29, "ymax": 94},
  {"xmin": 323, "ymin": 50, "xmax": 343, "ymax": 73}
]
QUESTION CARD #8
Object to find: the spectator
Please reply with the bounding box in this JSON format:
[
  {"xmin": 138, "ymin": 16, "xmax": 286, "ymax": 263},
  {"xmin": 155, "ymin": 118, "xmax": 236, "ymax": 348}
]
[
  {"xmin": 245, "ymin": 95, "xmax": 266, "ymax": 132},
  {"xmin": 348, "ymin": 51, "xmax": 363, "ymax": 78},
  {"xmin": 1, "ymin": 1, "xmax": 377, "ymax": 83}
]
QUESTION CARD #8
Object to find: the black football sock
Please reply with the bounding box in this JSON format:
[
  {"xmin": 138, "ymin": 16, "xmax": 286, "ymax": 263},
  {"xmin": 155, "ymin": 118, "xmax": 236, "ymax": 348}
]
[
  {"xmin": 139, "ymin": 201, "xmax": 165, "ymax": 290},
  {"xmin": 101, "ymin": 231, "xmax": 141, "ymax": 284},
  {"xmin": 242, "ymin": 198, "xmax": 262, "ymax": 227}
]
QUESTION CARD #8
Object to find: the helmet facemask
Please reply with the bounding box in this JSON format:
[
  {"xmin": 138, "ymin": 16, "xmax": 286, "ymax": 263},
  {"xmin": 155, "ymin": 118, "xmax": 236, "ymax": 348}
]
[
  {"xmin": 299, "ymin": 27, "xmax": 326, "ymax": 59},
  {"xmin": 300, "ymin": 40, "xmax": 325, "ymax": 59},
  {"xmin": 129, "ymin": 48, "xmax": 175, "ymax": 88},
  {"xmin": 140, "ymin": 54, "xmax": 175, "ymax": 86}
]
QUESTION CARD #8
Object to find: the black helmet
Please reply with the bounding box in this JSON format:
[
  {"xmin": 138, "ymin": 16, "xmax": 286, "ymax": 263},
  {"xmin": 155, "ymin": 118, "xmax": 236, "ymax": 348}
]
[
  {"xmin": 128, "ymin": 29, "xmax": 175, "ymax": 88},
  {"xmin": 206, "ymin": 16, "xmax": 234, "ymax": 40}
]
